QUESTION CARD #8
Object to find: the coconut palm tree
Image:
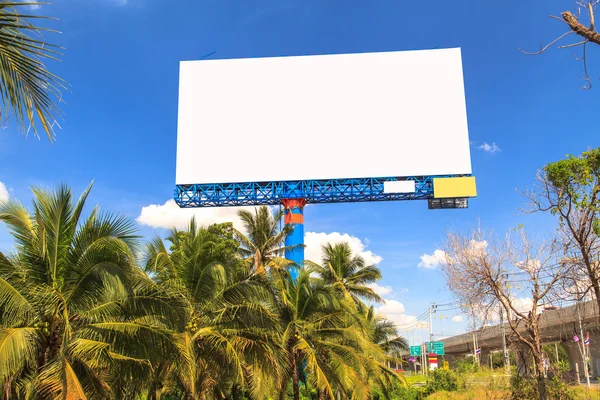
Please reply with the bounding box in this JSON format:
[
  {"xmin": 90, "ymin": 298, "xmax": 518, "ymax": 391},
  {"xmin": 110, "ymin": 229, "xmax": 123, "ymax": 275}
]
[
  {"xmin": 0, "ymin": 2, "xmax": 66, "ymax": 141},
  {"xmin": 0, "ymin": 183, "xmax": 182, "ymax": 399},
  {"xmin": 364, "ymin": 305, "xmax": 408, "ymax": 359},
  {"xmin": 310, "ymin": 242, "xmax": 383, "ymax": 307},
  {"xmin": 235, "ymin": 206, "xmax": 297, "ymax": 277},
  {"xmin": 144, "ymin": 218, "xmax": 283, "ymax": 399},
  {"xmin": 275, "ymin": 268, "xmax": 395, "ymax": 400}
]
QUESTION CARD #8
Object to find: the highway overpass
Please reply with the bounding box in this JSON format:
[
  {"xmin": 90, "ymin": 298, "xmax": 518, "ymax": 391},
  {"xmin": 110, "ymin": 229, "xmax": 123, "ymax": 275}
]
[{"xmin": 401, "ymin": 301, "xmax": 600, "ymax": 379}]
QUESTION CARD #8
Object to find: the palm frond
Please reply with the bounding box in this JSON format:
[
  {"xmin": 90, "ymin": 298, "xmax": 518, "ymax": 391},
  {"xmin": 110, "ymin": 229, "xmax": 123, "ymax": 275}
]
[
  {"xmin": 0, "ymin": 327, "xmax": 40, "ymax": 383},
  {"xmin": 0, "ymin": 2, "xmax": 67, "ymax": 141}
]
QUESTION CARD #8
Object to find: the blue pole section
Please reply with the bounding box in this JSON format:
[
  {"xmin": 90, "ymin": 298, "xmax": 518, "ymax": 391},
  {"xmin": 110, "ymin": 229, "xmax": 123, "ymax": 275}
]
[{"xmin": 282, "ymin": 199, "xmax": 306, "ymax": 281}]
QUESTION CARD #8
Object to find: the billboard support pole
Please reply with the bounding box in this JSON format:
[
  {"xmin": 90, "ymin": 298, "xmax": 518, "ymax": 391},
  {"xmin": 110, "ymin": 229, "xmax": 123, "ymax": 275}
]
[{"xmin": 282, "ymin": 198, "xmax": 306, "ymax": 281}]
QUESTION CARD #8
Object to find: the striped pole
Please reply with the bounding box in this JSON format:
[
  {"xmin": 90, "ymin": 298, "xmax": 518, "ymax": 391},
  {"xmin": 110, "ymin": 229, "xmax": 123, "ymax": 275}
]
[{"xmin": 282, "ymin": 199, "xmax": 306, "ymax": 281}]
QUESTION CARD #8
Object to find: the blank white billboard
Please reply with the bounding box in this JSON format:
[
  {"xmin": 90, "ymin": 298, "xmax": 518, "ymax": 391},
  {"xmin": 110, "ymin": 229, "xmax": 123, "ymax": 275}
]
[{"xmin": 176, "ymin": 48, "xmax": 472, "ymax": 185}]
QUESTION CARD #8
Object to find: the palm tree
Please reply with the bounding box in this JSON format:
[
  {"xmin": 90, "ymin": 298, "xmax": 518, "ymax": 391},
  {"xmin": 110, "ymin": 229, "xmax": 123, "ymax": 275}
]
[
  {"xmin": 310, "ymin": 242, "xmax": 383, "ymax": 307},
  {"xmin": 0, "ymin": 2, "xmax": 66, "ymax": 141},
  {"xmin": 144, "ymin": 218, "xmax": 283, "ymax": 399},
  {"xmin": 364, "ymin": 306, "xmax": 408, "ymax": 360},
  {"xmin": 0, "ymin": 183, "xmax": 181, "ymax": 398},
  {"xmin": 275, "ymin": 268, "xmax": 394, "ymax": 400},
  {"xmin": 235, "ymin": 206, "xmax": 297, "ymax": 277}
]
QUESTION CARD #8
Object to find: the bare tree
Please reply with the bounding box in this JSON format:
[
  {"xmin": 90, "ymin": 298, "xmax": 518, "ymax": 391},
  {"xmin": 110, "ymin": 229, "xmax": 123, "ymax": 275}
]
[
  {"xmin": 519, "ymin": 0, "xmax": 599, "ymax": 89},
  {"xmin": 524, "ymin": 148, "xmax": 600, "ymax": 321},
  {"xmin": 440, "ymin": 227, "xmax": 571, "ymax": 400}
]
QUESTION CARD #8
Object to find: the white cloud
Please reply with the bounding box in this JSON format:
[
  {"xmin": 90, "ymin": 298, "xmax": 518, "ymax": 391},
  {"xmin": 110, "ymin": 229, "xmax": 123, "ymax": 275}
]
[
  {"xmin": 469, "ymin": 297, "xmax": 538, "ymax": 326},
  {"xmin": 377, "ymin": 299, "xmax": 405, "ymax": 314},
  {"xmin": 137, "ymin": 199, "xmax": 257, "ymax": 231},
  {"xmin": 389, "ymin": 314, "xmax": 418, "ymax": 327},
  {"xmin": 516, "ymin": 259, "xmax": 541, "ymax": 273},
  {"xmin": 304, "ymin": 231, "xmax": 382, "ymax": 265},
  {"xmin": 137, "ymin": 204, "xmax": 384, "ymax": 273},
  {"xmin": 452, "ymin": 315, "xmax": 463, "ymax": 323},
  {"xmin": 367, "ymin": 282, "xmax": 393, "ymax": 296},
  {"xmin": 512, "ymin": 297, "xmax": 535, "ymax": 314},
  {"xmin": 478, "ymin": 142, "xmax": 501, "ymax": 153},
  {"xmin": 375, "ymin": 299, "xmax": 417, "ymax": 328},
  {"xmin": 418, "ymin": 249, "xmax": 447, "ymax": 269},
  {"xmin": 0, "ymin": 182, "xmax": 8, "ymax": 203}
]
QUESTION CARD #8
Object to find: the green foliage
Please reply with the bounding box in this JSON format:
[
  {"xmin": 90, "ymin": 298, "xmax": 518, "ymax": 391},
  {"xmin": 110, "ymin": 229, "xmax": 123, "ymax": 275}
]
[
  {"xmin": 546, "ymin": 376, "xmax": 575, "ymax": 400},
  {"xmin": 509, "ymin": 372, "xmax": 574, "ymax": 400},
  {"xmin": 423, "ymin": 368, "xmax": 460, "ymax": 395},
  {"xmin": 542, "ymin": 344, "xmax": 570, "ymax": 366},
  {"xmin": 453, "ymin": 357, "xmax": 480, "ymax": 374},
  {"xmin": 543, "ymin": 147, "xmax": 600, "ymax": 235},
  {"xmin": 307, "ymin": 242, "xmax": 384, "ymax": 307},
  {"xmin": 509, "ymin": 373, "xmax": 538, "ymax": 400},
  {"xmin": 0, "ymin": 2, "xmax": 67, "ymax": 141},
  {"xmin": 0, "ymin": 191, "xmax": 407, "ymax": 399},
  {"xmin": 371, "ymin": 380, "xmax": 424, "ymax": 400},
  {"xmin": 0, "ymin": 183, "xmax": 185, "ymax": 398}
]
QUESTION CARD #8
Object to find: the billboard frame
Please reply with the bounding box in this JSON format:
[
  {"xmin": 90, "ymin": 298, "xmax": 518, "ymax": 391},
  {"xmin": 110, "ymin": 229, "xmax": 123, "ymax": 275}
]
[{"xmin": 174, "ymin": 174, "xmax": 473, "ymax": 208}]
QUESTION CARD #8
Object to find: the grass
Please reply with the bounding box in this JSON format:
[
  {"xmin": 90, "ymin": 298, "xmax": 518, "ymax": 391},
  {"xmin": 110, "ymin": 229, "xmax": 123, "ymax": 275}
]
[
  {"xmin": 405, "ymin": 368, "xmax": 600, "ymax": 400},
  {"xmin": 572, "ymin": 386, "xmax": 600, "ymax": 400},
  {"xmin": 405, "ymin": 374, "xmax": 427, "ymax": 385}
]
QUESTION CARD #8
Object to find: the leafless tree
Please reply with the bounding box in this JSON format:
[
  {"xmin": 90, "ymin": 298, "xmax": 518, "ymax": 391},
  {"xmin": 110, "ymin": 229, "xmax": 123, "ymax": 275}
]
[
  {"xmin": 520, "ymin": 0, "xmax": 599, "ymax": 89},
  {"xmin": 440, "ymin": 227, "xmax": 572, "ymax": 400}
]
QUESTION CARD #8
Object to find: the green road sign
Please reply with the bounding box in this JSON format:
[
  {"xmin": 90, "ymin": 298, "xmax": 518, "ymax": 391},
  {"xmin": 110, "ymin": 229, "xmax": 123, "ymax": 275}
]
[
  {"xmin": 410, "ymin": 346, "xmax": 422, "ymax": 356},
  {"xmin": 428, "ymin": 341, "xmax": 445, "ymax": 355}
]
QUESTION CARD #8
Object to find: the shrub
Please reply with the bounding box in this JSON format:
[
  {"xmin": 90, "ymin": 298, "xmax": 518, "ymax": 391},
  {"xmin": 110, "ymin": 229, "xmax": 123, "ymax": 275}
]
[
  {"xmin": 371, "ymin": 381, "xmax": 424, "ymax": 400},
  {"xmin": 454, "ymin": 357, "xmax": 480, "ymax": 374},
  {"xmin": 509, "ymin": 373, "xmax": 538, "ymax": 400},
  {"xmin": 509, "ymin": 373, "xmax": 574, "ymax": 400},
  {"xmin": 546, "ymin": 376, "xmax": 574, "ymax": 400},
  {"xmin": 423, "ymin": 368, "xmax": 460, "ymax": 396}
]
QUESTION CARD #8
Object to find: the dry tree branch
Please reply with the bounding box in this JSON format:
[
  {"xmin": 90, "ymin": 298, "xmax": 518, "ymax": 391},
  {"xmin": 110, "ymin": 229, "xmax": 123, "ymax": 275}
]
[
  {"xmin": 518, "ymin": 31, "xmax": 575, "ymax": 55},
  {"xmin": 562, "ymin": 11, "xmax": 600, "ymax": 45},
  {"xmin": 580, "ymin": 42, "xmax": 592, "ymax": 89},
  {"xmin": 520, "ymin": 1, "xmax": 598, "ymax": 89},
  {"xmin": 559, "ymin": 40, "xmax": 588, "ymax": 48}
]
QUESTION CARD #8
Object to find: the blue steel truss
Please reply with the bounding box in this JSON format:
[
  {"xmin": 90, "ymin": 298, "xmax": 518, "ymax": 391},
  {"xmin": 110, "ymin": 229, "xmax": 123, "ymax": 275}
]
[{"xmin": 174, "ymin": 175, "xmax": 472, "ymax": 208}]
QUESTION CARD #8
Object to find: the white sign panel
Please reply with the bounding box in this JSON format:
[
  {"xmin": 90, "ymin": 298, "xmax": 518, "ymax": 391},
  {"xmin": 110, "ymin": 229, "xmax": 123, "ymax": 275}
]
[
  {"xmin": 176, "ymin": 48, "xmax": 472, "ymax": 185},
  {"xmin": 383, "ymin": 181, "xmax": 416, "ymax": 194}
]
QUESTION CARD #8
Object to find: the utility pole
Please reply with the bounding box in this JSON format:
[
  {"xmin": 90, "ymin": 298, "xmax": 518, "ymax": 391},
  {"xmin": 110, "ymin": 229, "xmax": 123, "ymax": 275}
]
[
  {"xmin": 429, "ymin": 303, "xmax": 434, "ymax": 344},
  {"xmin": 472, "ymin": 331, "xmax": 478, "ymax": 366},
  {"xmin": 470, "ymin": 308, "xmax": 479, "ymax": 367},
  {"xmin": 422, "ymin": 342, "xmax": 428, "ymax": 376},
  {"xmin": 577, "ymin": 302, "xmax": 591, "ymax": 388},
  {"xmin": 500, "ymin": 307, "xmax": 510, "ymax": 372},
  {"xmin": 429, "ymin": 303, "xmax": 436, "ymax": 371}
]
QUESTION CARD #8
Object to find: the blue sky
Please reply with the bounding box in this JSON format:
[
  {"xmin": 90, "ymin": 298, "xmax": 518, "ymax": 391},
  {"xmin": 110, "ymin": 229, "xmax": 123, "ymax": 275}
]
[{"xmin": 1, "ymin": 0, "xmax": 599, "ymax": 344}]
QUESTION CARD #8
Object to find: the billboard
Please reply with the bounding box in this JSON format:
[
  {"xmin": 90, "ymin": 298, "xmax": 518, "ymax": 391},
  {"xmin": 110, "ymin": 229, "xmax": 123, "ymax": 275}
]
[{"xmin": 176, "ymin": 48, "xmax": 472, "ymax": 186}]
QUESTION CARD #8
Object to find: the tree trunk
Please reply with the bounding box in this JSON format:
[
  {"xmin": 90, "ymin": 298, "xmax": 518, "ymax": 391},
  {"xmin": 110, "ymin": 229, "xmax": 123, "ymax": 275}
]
[
  {"xmin": 582, "ymin": 249, "xmax": 600, "ymax": 324},
  {"xmin": 278, "ymin": 381, "xmax": 287, "ymax": 400},
  {"xmin": 532, "ymin": 351, "xmax": 547, "ymax": 400},
  {"xmin": 232, "ymin": 384, "xmax": 240, "ymax": 400},
  {"xmin": 292, "ymin": 353, "xmax": 300, "ymax": 400},
  {"xmin": 536, "ymin": 375, "xmax": 547, "ymax": 400}
]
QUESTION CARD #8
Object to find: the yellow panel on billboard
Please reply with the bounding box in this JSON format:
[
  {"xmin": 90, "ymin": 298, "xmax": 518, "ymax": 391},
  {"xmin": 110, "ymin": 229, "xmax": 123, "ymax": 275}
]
[{"xmin": 433, "ymin": 177, "xmax": 477, "ymax": 198}]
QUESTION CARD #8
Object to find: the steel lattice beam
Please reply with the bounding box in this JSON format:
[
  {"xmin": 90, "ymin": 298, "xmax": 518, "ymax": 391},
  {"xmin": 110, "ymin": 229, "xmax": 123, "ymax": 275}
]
[{"xmin": 174, "ymin": 175, "xmax": 471, "ymax": 208}]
